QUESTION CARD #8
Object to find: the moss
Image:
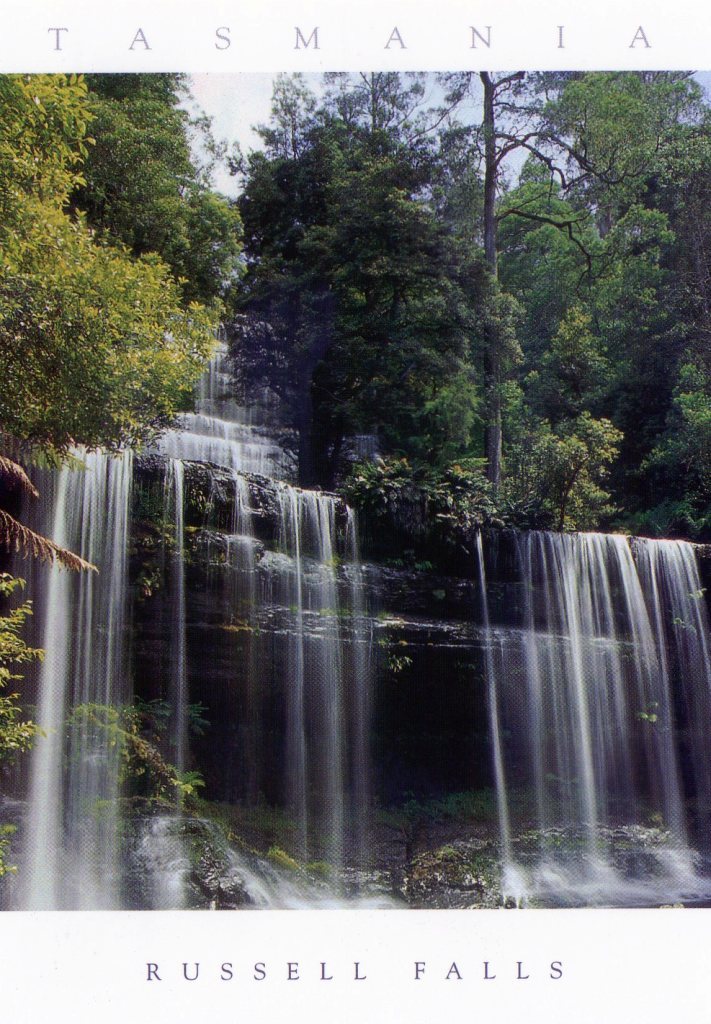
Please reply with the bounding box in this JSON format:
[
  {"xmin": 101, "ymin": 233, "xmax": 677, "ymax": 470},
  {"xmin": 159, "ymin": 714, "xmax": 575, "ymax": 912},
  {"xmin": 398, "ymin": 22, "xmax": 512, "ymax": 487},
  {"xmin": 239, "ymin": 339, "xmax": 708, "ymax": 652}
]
[
  {"xmin": 267, "ymin": 845, "xmax": 301, "ymax": 872},
  {"xmin": 306, "ymin": 860, "xmax": 333, "ymax": 879},
  {"xmin": 133, "ymin": 480, "xmax": 167, "ymax": 524},
  {"xmin": 404, "ymin": 840, "xmax": 502, "ymax": 908},
  {"xmin": 192, "ymin": 798, "xmax": 301, "ymax": 857}
]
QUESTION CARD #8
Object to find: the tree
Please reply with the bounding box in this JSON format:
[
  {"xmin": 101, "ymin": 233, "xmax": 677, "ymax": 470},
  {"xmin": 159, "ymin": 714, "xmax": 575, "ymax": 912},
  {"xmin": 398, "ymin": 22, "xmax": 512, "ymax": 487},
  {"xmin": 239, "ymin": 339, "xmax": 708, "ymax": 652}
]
[
  {"xmin": 0, "ymin": 74, "xmax": 218, "ymax": 563},
  {"xmin": 236, "ymin": 75, "xmax": 485, "ymax": 486},
  {"xmin": 503, "ymin": 411, "xmax": 622, "ymax": 531},
  {"xmin": 257, "ymin": 73, "xmax": 317, "ymax": 159},
  {"xmin": 643, "ymin": 363, "xmax": 711, "ymax": 537},
  {"xmin": 0, "ymin": 74, "xmax": 218, "ymax": 455},
  {"xmin": 527, "ymin": 306, "xmax": 611, "ymax": 425},
  {"xmin": 441, "ymin": 71, "xmax": 703, "ymax": 494},
  {"xmin": 74, "ymin": 73, "xmax": 243, "ymax": 304},
  {"xmin": 478, "ymin": 73, "xmax": 524, "ymax": 488}
]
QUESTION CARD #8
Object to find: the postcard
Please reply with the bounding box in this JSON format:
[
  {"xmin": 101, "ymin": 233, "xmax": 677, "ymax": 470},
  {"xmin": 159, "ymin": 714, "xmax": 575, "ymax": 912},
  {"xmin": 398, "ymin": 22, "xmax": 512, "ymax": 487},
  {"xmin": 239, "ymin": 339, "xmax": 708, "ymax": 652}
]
[{"xmin": 1, "ymin": 1, "xmax": 711, "ymax": 1021}]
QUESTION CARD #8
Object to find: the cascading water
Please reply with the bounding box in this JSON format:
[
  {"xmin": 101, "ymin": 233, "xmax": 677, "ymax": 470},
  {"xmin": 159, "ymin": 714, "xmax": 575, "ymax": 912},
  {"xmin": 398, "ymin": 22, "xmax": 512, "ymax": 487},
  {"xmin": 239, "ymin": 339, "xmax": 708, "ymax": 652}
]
[
  {"xmin": 164, "ymin": 459, "xmax": 188, "ymax": 778},
  {"xmin": 158, "ymin": 344, "xmax": 373, "ymax": 878},
  {"xmin": 634, "ymin": 539, "xmax": 711, "ymax": 829},
  {"xmin": 3, "ymin": 340, "xmax": 375, "ymax": 909},
  {"xmin": 477, "ymin": 530, "xmax": 711, "ymax": 906},
  {"xmin": 345, "ymin": 508, "xmax": 373, "ymax": 868},
  {"xmin": 474, "ymin": 534, "xmax": 523, "ymax": 901},
  {"xmin": 19, "ymin": 450, "xmax": 133, "ymax": 909},
  {"xmin": 7, "ymin": 335, "xmax": 711, "ymax": 912}
]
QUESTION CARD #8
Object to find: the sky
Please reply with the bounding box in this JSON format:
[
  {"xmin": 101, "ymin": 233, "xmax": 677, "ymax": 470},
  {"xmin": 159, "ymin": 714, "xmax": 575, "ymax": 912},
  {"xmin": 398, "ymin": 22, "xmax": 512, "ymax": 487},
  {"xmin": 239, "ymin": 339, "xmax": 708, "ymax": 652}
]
[
  {"xmin": 188, "ymin": 71, "xmax": 456, "ymax": 195},
  {"xmin": 189, "ymin": 72, "xmax": 312, "ymax": 195},
  {"xmin": 189, "ymin": 71, "xmax": 711, "ymax": 198}
]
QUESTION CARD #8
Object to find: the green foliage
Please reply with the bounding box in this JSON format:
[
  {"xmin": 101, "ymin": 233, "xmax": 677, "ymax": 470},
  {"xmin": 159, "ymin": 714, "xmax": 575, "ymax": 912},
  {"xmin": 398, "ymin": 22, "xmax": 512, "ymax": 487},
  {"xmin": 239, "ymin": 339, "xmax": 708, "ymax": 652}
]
[
  {"xmin": 0, "ymin": 824, "xmax": 17, "ymax": 877},
  {"xmin": 306, "ymin": 859, "xmax": 333, "ymax": 879},
  {"xmin": 344, "ymin": 456, "xmax": 502, "ymax": 555},
  {"xmin": 418, "ymin": 371, "xmax": 482, "ymax": 466},
  {"xmin": 498, "ymin": 181, "xmax": 600, "ymax": 354},
  {"xmin": 504, "ymin": 412, "xmax": 623, "ymax": 531},
  {"xmin": 637, "ymin": 702, "xmax": 660, "ymax": 725},
  {"xmin": 386, "ymin": 648, "xmax": 413, "ymax": 675},
  {"xmin": 642, "ymin": 363, "xmax": 711, "ymax": 535},
  {"xmin": 379, "ymin": 789, "xmax": 501, "ymax": 848},
  {"xmin": 527, "ymin": 307, "xmax": 611, "ymax": 425},
  {"xmin": 236, "ymin": 76, "xmax": 484, "ymax": 484},
  {"xmin": 0, "ymin": 573, "xmax": 41, "ymax": 875},
  {"xmin": 626, "ymin": 500, "xmax": 711, "ymax": 542},
  {"xmin": 67, "ymin": 700, "xmax": 207, "ymax": 810},
  {"xmin": 76, "ymin": 74, "xmax": 243, "ymax": 304},
  {"xmin": 0, "ymin": 575, "xmax": 41, "ymax": 763},
  {"xmin": 267, "ymin": 844, "xmax": 301, "ymax": 872},
  {"xmin": 0, "ymin": 74, "xmax": 219, "ymax": 459},
  {"xmin": 132, "ymin": 697, "xmax": 210, "ymax": 739},
  {"xmin": 542, "ymin": 72, "xmax": 702, "ymax": 209}
]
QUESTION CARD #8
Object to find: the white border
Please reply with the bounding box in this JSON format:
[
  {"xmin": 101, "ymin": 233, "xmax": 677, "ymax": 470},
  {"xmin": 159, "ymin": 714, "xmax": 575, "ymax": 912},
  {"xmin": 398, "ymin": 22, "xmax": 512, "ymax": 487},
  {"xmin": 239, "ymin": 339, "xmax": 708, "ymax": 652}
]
[
  {"xmin": 3, "ymin": 2, "xmax": 711, "ymax": 1021},
  {"xmin": 2, "ymin": 907, "xmax": 710, "ymax": 1021},
  {"xmin": 0, "ymin": 0, "xmax": 708, "ymax": 72}
]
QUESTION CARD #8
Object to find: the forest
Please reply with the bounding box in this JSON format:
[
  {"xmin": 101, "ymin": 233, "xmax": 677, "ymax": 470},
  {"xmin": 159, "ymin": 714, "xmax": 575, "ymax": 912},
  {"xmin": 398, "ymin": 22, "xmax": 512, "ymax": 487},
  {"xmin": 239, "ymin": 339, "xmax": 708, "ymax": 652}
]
[
  {"xmin": 1, "ymin": 71, "xmax": 711, "ymax": 910},
  {"xmin": 232, "ymin": 70, "xmax": 711, "ymax": 544}
]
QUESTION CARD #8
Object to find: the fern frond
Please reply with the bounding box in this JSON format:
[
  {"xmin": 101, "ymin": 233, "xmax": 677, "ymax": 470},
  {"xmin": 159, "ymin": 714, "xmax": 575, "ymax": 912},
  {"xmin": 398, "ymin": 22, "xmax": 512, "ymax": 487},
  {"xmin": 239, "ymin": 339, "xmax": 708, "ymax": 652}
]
[
  {"xmin": 0, "ymin": 458, "xmax": 39, "ymax": 499},
  {"xmin": 0, "ymin": 509, "xmax": 97, "ymax": 573}
]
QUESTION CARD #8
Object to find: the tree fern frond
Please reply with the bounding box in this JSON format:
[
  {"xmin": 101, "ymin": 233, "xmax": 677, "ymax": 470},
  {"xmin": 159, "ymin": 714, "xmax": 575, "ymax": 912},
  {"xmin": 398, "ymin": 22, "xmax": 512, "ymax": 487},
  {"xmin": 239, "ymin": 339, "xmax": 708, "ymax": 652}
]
[
  {"xmin": 0, "ymin": 510, "xmax": 97, "ymax": 573},
  {"xmin": 0, "ymin": 458, "xmax": 39, "ymax": 499}
]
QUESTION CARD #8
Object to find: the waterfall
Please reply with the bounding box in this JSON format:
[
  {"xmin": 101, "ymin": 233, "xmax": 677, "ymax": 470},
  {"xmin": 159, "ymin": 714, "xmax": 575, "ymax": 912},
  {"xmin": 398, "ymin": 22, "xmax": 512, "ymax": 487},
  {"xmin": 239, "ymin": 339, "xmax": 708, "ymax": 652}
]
[
  {"xmin": 20, "ymin": 450, "xmax": 133, "ymax": 909},
  {"xmin": 2, "ymin": 338, "xmax": 375, "ymax": 910},
  {"xmin": 480, "ymin": 530, "xmax": 711, "ymax": 905},
  {"xmin": 474, "ymin": 534, "xmax": 521, "ymax": 899},
  {"xmin": 633, "ymin": 540, "xmax": 711, "ymax": 846},
  {"xmin": 164, "ymin": 458, "xmax": 187, "ymax": 778},
  {"xmin": 345, "ymin": 508, "xmax": 373, "ymax": 868},
  {"xmin": 16, "ymin": 332, "xmax": 711, "ymax": 911},
  {"xmin": 159, "ymin": 343, "xmax": 371, "ymax": 873}
]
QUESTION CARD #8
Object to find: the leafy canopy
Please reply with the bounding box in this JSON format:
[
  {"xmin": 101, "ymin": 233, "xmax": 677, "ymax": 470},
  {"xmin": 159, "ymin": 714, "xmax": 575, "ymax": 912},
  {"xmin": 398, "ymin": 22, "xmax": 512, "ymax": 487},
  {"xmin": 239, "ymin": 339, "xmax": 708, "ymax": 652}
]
[{"xmin": 0, "ymin": 74, "xmax": 219, "ymax": 458}]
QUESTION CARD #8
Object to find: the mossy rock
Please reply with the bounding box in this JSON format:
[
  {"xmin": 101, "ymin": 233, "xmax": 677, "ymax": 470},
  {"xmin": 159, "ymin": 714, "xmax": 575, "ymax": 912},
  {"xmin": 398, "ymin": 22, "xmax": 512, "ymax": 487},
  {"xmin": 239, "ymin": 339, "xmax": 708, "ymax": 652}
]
[
  {"xmin": 402, "ymin": 839, "xmax": 501, "ymax": 908},
  {"xmin": 267, "ymin": 845, "xmax": 301, "ymax": 872}
]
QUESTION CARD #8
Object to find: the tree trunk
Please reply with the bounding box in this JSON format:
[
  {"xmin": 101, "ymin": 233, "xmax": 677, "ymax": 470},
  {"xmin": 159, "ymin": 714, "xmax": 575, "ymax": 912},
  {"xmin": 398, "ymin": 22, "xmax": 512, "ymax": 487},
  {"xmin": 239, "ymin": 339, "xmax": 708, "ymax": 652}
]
[{"xmin": 481, "ymin": 72, "xmax": 502, "ymax": 491}]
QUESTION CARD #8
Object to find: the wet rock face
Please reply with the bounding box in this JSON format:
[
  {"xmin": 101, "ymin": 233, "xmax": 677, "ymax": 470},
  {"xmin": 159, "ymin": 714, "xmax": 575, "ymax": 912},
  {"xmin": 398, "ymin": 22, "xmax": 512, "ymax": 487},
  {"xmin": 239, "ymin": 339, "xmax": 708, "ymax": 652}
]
[
  {"xmin": 129, "ymin": 454, "xmax": 501, "ymax": 809},
  {"xmin": 134, "ymin": 454, "xmax": 351, "ymax": 547},
  {"xmin": 512, "ymin": 824, "xmax": 680, "ymax": 879},
  {"xmin": 401, "ymin": 839, "xmax": 502, "ymax": 909},
  {"xmin": 182, "ymin": 819, "xmax": 259, "ymax": 909},
  {"xmin": 123, "ymin": 816, "xmax": 262, "ymax": 909},
  {"xmin": 129, "ymin": 453, "xmax": 711, "ymax": 892}
]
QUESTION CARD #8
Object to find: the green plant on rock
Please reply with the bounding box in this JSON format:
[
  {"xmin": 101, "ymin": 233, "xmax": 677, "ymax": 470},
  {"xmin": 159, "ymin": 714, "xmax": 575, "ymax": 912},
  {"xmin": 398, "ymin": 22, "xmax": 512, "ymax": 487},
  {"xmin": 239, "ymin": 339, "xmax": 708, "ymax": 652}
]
[
  {"xmin": 135, "ymin": 564, "xmax": 162, "ymax": 601},
  {"xmin": 637, "ymin": 701, "xmax": 660, "ymax": 725},
  {"xmin": 388, "ymin": 652, "xmax": 413, "ymax": 675},
  {"xmin": 0, "ymin": 824, "xmax": 18, "ymax": 877},
  {"xmin": 267, "ymin": 845, "xmax": 301, "ymax": 872},
  {"xmin": 343, "ymin": 456, "xmax": 501, "ymax": 558},
  {"xmin": 175, "ymin": 770, "xmax": 206, "ymax": 800},
  {"xmin": 0, "ymin": 574, "xmax": 42, "ymax": 876},
  {"xmin": 306, "ymin": 860, "xmax": 333, "ymax": 879},
  {"xmin": 66, "ymin": 701, "xmax": 203, "ymax": 810}
]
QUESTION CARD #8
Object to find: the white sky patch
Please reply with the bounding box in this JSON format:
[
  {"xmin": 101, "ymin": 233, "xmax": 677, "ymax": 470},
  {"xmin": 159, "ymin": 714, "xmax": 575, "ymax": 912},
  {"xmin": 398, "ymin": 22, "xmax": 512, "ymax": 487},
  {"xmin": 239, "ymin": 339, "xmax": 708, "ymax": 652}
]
[
  {"xmin": 189, "ymin": 72, "xmax": 324, "ymax": 196},
  {"xmin": 189, "ymin": 71, "xmax": 711, "ymax": 198}
]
